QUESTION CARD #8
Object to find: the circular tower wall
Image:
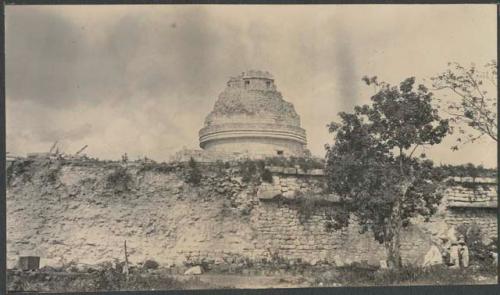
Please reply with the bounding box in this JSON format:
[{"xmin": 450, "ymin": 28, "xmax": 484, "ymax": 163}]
[{"xmin": 199, "ymin": 70, "xmax": 308, "ymax": 158}]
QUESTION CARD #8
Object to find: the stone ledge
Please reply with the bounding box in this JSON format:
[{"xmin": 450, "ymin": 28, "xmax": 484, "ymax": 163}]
[{"xmin": 266, "ymin": 166, "xmax": 325, "ymax": 176}]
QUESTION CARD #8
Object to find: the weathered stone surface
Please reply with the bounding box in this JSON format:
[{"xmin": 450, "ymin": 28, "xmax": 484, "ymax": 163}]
[
  {"xmin": 199, "ymin": 71, "xmax": 309, "ymax": 159},
  {"xmin": 6, "ymin": 159, "xmax": 497, "ymax": 270},
  {"xmin": 267, "ymin": 166, "xmax": 284, "ymax": 173},
  {"xmin": 184, "ymin": 265, "xmax": 203, "ymax": 275},
  {"xmin": 257, "ymin": 185, "xmax": 282, "ymax": 200},
  {"xmin": 422, "ymin": 245, "xmax": 443, "ymax": 267},
  {"xmin": 309, "ymin": 169, "xmax": 325, "ymax": 176}
]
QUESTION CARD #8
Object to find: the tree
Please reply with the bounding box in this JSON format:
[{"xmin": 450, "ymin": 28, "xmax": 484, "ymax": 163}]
[
  {"xmin": 431, "ymin": 61, "xmax": 497, "ymax": 149},
  {"xmin": 325, "ymin": 77, "xmax": 449, "ymax": 269}
]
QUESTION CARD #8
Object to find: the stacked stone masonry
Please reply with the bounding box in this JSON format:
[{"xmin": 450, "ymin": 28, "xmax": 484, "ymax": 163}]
[{"xmin": 6, "ymin": 159, "xmax": 497, "ymax": 269}]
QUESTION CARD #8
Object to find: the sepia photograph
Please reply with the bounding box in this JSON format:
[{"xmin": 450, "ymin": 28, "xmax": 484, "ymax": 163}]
[{"xmin": 4, "ymin": 3, "xmax": 498, "ymax": 292}]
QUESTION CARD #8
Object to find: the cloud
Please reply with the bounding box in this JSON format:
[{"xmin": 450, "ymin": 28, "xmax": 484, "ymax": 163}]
[
  {"xmin": 36, "ymin": 123, "xmax": 93, "ymax": 143},
  {"xmin": 5, "ymin": 5, "xmax": 497, "ymax": 167},
  {"xmin": 6, "ymin": 8, "xmax": 84, "ymax": 108}
]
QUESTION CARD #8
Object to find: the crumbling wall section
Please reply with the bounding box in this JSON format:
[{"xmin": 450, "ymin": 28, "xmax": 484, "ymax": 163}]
[{"xmin": 6, "ymin": 159, "xmax": 497, "ymax": 270}]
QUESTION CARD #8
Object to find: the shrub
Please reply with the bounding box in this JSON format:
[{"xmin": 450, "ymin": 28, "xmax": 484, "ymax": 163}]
[
  {"xmin": 6, "ymin": 160, "xmax": 34, "ymax": 186},
  {"xmin": 106, "ymin": 167, "xmax": 133, "ymax": 192},
  {"xmin": 240, "ymin": 160, "xmax": 258, "ymax": 183},
  {"xmin": 261, "ymin": 169, "xmax": 273, "ymax": 183},
  {"xmin": 143, "ymin": 259, "xmax": 159, "ymax": 270},
  {"xmin": 293, "ymin": 194, "xmax": 334, "ymax": 224},
  {"xmin": 94, "ymin": 262, "xmax": 124, "ymax": 291},
  {"xmin": 239, "ymin": 159, "xmax": 277, "ymax": 184},
  {"xmin": 214, "ymin": 160, "xmax": 229, "ymax": 177},
  {"xmin": 138, "ymin": 162, "xmax": 175, "ymax": 174},
  {"xmin": 185, "ymin": 157, "xmax": 202, "ymax": 186},
  {"xmin": 263, "ymin": 156, "xmax": 324, "ymax": 171},
  {"xmin": 455, "ymin": 223, "xmax": 496, "ymax": 271},
  {"xmin": 295, "ymin": 196, "xmax": 319, "ymax": 222},
  {"xmin": 44, "ymin": 167, "xmax": 61, "ymax": 184}
]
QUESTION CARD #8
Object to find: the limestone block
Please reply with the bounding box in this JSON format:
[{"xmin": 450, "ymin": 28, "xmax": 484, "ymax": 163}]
[
  {"xmin": 282, "ymin": 190, "xmax": 297, "ymax": 199},
  {"xmin": 421, "ymin": 245, "xmax": 443, "ymax": 267},
  {"xmin": 309, "ymin": 169, "xmax": 325, "ymax": 176},
  {"xmin": 257, "ymin": 185, "xmax": 281, "ymax": 200},
  {"xmin": 267, "ymin": 166, "xmax": 284, "ymax": 173},
  {"xmin": 184, "ymin": 265, "xmax": 203, "ymax": 275},
  {"xmin": 297, "ymin": 169, "xmax": 306, "ymax": 175}
]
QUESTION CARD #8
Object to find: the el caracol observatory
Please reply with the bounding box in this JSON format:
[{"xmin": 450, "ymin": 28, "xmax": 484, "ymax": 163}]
[{"xmin": 198, "ymin": 70, "xmax": 309, "ymax": 159}]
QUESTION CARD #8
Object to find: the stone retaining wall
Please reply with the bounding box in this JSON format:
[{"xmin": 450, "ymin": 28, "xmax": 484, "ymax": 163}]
[{"xmin": 6, "ymin": 160, "xmax": 497, "ymax": 269}]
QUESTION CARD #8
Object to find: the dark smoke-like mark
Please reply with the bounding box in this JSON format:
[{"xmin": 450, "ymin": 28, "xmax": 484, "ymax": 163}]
[{"xmin": 333, "ymin": 26, "xmax": 361, "ymax": 113}]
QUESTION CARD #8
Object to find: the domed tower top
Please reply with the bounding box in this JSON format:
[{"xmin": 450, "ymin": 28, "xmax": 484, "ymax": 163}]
[
  {"xmin": 204, "ymin": 70, "xmax": 301, "ymax": 127},
  {"xmin": 199, "ymin": 70, "xmax": 308, "ymax": 158}
]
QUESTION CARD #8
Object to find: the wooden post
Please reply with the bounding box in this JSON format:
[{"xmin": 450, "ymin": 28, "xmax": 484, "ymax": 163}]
[{"xmin": 124, "ymin": 240, "xmax": 129, "ymax": 280}]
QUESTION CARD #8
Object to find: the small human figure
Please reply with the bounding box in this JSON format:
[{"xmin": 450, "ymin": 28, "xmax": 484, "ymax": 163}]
[
  {"xmin": 440, "ymin": 237, "xmax": 451, "ymax": 265},
  {"xmin": 459, "ymin": 239, "xmax": 469, "ymax": 268},
  {"xmin": 449, "ymin": 241, "xmax": 460, "ymax": 268}
]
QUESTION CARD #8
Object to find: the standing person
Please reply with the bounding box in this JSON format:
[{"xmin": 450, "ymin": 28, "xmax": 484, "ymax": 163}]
[
  {"xmin": 459, "ymin": 239, "xmax": 470, "ymax": 268},
  {"xmin": 449, "ymin": 241, "xmax": 460, "ymax": 268},
  {"xmin": 440, "ymin": 237, "xmax": 451, "ymax": 266}
]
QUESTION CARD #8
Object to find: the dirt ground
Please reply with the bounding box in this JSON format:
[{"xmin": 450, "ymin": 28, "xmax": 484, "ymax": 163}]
[
  {"xmin": 174, "ymin": 274, "xmax": 313, "ymax": 289},
  {"xmin": 7, "ymin": 265, "xmax": 497, "ymax": 292}
]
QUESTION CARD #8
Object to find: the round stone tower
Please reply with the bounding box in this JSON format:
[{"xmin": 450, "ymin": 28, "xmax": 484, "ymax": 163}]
[{"xmin": 199, "ymin": 70, "xmax": 308, "ymax": 158}]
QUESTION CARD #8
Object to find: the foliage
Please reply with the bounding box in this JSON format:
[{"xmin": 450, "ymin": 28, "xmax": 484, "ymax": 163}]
[
  {"xmin": 106, "ymin": 167, "xmax": 133, "ymax": 192},
  {"xmin": 431, "ymin": 61, "xmax": 497, "ymax": 148},
  {"xmin": 290, "ymin": 194, "xmax": 331, "ymax": 223},
  {"xmin": 435, "ymin": 163, "xmax": 496, "ymax": 178},
  {"xmin": 455, "ymin": 223, "xmax": 497, "ymax": 271},
  {"xmin": 325, "ymin": 76, "xmax": 449, "ymax": 269},
  {"xmin": 261, "ymin": 168, "xmax": 274, "ymax": 183},
  {"xmin": 239, "ymin": 159, "xmax": 266, "ymax": 183},
  {"xmin": 237, "ymin": 157, "xmax": 323, "ymax": 183},
  {"xmin": 213, "ymin": 160, "xmax": 231, "ymax": 177},
  {"xmin": 6, "ymin": 160, "xmax": 34, "ymax": 186},
  {"xmin": 313, "ymin": 264, "xmax": 494, "ymax": 286},
  {"xmin": 143, "ymin": 259, "xmax": 159, "ymax": 270},
  {"xmin": 241, "ymin": 159, "xmax": 257, "ymax": 183},
  {"xmin": 44, "ymin": 167, "xmax": 61, "ymax": 184},
  {"xmin": 185, "ymin": 157, "xmax": 202, "ymax": 186},
  {"xmin": 137, "ymin": 162, "xmax": 175, "ymax": 174},
  {"xmin": 264, "ymin": 156, "xmax": 324, "ymax": 171}
]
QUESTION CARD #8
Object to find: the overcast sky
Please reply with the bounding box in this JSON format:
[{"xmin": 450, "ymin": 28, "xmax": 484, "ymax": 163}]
[{"xmin": 5, "ymin": 5, "xmax": 497, "ymax": 167}]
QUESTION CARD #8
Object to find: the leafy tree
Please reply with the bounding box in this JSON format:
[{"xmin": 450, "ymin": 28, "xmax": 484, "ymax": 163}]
[
  {"xmin": 431, "ymin": 61, "xmax": 497, "ymax": 149},
  {"xmin": 325, "ymin": 77, "xmax": 449, "ymax": 269}
]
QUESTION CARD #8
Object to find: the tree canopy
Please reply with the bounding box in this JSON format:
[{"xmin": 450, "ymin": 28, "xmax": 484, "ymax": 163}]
[
  {"xmin": 325, "ymin": 77, "xmax": 449, "ymax": 269},
  {"xmin": 431, "ymin": 61, "xmax": 497, "ymax": 148}
]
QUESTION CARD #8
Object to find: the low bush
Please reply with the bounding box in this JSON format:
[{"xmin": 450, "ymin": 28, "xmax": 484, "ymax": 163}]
[
  {"xmin": 239, "ymin": 159, "xmax": 259, "ymax": 183},
  {"xmin": 264, "ymin": 156, "xmax": 324, "ymax": 171},
  {"xmin": 138, "ymin": 162, "xmax": 175, "ymax": 174},
  {"xmin": 261, "ymin": 169, "xmax": 273, "ymax": 183},
  {"xmin": 106, "ymin": 167, "xmax": 133, "ymax": 192},
  {"xmin": 6, "ymin": 160, "xmax": 35, "ymax": 185},
  {"xmin": 314, "ymin": 264, "xmax": 488, "ymax": 287},
  {"xmin": 44, "ymin": 167, "xmax": 61, "ymax": 184},
  {"xmin": 143, "ymin": 259, "xmax": 159, "ymax": 270},
  {"xmin": 185, "ymin": 157, "xmax": 202, "ymax": 186}
]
